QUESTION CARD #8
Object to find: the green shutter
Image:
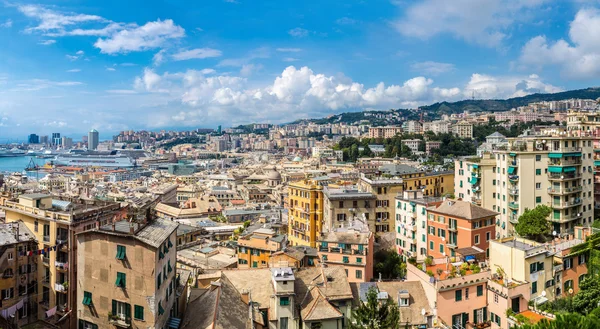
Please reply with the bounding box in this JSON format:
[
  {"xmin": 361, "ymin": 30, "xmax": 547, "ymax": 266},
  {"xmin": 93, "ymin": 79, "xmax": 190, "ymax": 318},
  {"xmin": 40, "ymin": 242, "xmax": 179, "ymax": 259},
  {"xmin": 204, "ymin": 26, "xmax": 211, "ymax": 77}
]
[
  {"xmin": 125, "ymin": 303, "xmax": 131, "ymax": 321},
  {"xmin": 157, "ymin": 273, "xmax": 162, "ymax": 288},
  {"xmin": 83, "ymin": 291, "xmax": 92, "ymax": 305},
  {"xmin": 474, "ymin": 310, "xmax": 477, "ymax": 324},
  {"xmin": 462, "ymin": 313, "xmax": 469, "ymax": 326},
  {"xmin": 116, "ymin": 245, "xmax": 126, "ymax": 260},
  {"xmin": 168, "ymin": 239, "xmax": 173, "ymax": 248},
  {"xmin": 483, "ymin": 307, "xmax": 487, "ymax": 322},
  {"xmin": 158, "ymin": 301, "xmax": 164, "ymax": 315},
  {"xmin": 159, "ymin": 250, "xmax": 164, "ymax": 259},
  {"xmin": 134, "ymin": 305, "xmax": 144, "ymax": 321},
  {"xmin": 112, "ymin": 300, "xmax": 117, "ymax": 315},
  {"xmin": 168, "ymin": 260, "xmax": 173, "ymax": 273}
]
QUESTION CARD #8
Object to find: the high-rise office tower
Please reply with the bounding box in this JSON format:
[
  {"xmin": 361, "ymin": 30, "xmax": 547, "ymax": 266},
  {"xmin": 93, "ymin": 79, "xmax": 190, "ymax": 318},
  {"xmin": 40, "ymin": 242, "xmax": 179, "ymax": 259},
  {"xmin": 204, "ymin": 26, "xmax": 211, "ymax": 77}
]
[
  {"xmin": 88, "ymin": 129, "xmax": 99, "ymax": 150},
  {"xmin": 52, "ymin": 132, "xmax": 61, "ymax": 146},
  {"xmin": 28, "ymin": 134, "xmax": 39, "ymax": 144}
]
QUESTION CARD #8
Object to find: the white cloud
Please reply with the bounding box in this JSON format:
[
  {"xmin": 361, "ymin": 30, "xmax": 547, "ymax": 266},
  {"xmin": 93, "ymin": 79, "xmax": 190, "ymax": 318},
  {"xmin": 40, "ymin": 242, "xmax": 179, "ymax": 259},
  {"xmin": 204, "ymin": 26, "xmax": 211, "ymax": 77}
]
[
  {"xmin": 76, "ymin": 50, "xmax": 84, "ymax": 55},
  {"xmin": 288, "ymin": 27, "xmax": 309, "ymax": 38},
  {"xmin": 18, "ymin": 4, "xmax": 105, "ymax": 34},
  {"xmin": 283, "ymin": 57, "xmax": 299, "ymax": 62},
  {"xmin": 106, "ymin": 89, "xmax": 137, "ymax": 94},
  {"xmin": 217, "ymin": 47, "xmax": 270, "ymax": 67},
  {"xmin": 276, "ymin": 48, "xmax": 302, "ymax": 52},
  {"xmin": 94, "ymin": 19, "xmax": 185, "ymax": 54},
  {"xmin": 336, "ymin": 17, "xmax": 357, "ymax": 25},
  {"xmin": 0, "ymin": 19, "xmax": 12, "ymax": 28},
  {"xmin": 152, "ymin": 49, "xmax": 167, "ymax": 66},
  {"xmin": 464, "ymin": 73, "xmax": 561, "ymax": 99},
  {"xmin": 120, "ymin": 63, "xmax": 137, "ymax": 66},
  {"xmin": 67, "ymin": 69, "xmax": 81, "ymax": 73},
  {"xmin": 106, "ymin": 67, "xmax": 116, "ymax": 71},
  {"xmin": 410, "ymin": 61, "xmax": 456, "ymax": 75},
  {"xmin": 44, "ymin": 120, "xmax": 68, "ymax": 127},
  {"xmin": 38, "ymin": 39, "xmax": 56, "ymax": 45},
  {"xmin": 131, "ymin": 66, "xmax": 558, "ymax": 128},
  {"xmin": 240, "ymin": 64, "xmax": 263, "ymax": 76},
  {"xmin": 172, "ymin": 48, "xmax": 222, "ymax": 61},
  {"xmin": 519, "ymin": 8, "xmax": 600, "ymax": 79},
  {"xmin": 393, "ymin": 0, "xmax": 548, "ymax": 48}
]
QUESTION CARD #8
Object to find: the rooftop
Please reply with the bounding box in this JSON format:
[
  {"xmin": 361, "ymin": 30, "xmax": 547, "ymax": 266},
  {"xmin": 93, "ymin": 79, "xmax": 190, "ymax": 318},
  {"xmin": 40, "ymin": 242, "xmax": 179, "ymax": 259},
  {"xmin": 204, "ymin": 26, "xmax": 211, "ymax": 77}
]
[
  {"xmin": 428, "ymin": 199, "xmax": 499, "ymax": 220},
  {"xmin": 0, "ymin": 222, "xmax": 36, "ymax": 246},
  {"xmin": 92, "ymin": 218, "xmax": 178, "ymax": 249}
]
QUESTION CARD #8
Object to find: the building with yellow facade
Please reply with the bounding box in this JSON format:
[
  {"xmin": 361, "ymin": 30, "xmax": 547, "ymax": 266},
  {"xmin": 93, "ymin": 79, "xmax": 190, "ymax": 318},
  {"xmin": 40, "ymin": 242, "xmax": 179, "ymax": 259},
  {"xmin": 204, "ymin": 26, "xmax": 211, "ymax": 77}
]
[
  {"xmin": 287, "ymin": 180, "xmax": 323, "ymax": 247},
  {"xmin": 237, "ymin": 228, "xmax": 286, "ymax": 268}
]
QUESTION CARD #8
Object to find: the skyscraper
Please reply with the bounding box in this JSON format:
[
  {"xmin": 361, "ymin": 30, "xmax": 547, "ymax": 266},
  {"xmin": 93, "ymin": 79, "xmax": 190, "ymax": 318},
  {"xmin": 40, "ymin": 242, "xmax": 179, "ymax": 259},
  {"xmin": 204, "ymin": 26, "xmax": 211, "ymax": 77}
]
[
  {"xmin": 88, "ymin": 129, "xmax": 99, "ymax": 150},
  {"xmin": 27, "ymin": 134, "xmax": 39, "ymax": 144},
  {"xmin": 51, "ymin": 132, "xmax": 61, "ymax": 146}
]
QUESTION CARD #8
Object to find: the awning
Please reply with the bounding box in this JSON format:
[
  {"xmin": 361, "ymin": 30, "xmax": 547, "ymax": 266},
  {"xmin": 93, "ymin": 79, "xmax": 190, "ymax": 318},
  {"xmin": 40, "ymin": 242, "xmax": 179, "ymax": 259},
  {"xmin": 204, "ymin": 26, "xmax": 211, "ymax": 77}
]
[
  {"xmin": 509, "ymin": 153, "xmax": 516, "ymax": 157},
  {"xmin": 472, "ymin": 164, "xmax": 479, "ymax": 169},
  {"xmin": 470, "ymin": 177, "xmax": 478, "ymax": 184},
  {"xmin": 595, "ymin": 161, "xmax": 600, "ymax": 166},
  {"xmin": 465, "ymin": 255, "xmax": 476, "ymax": 261},
  {"xmin": 548, "ymin": 166, "xmax": 562, "ymax": 173},
  {"xmin": 564, "ymin": 152, "xmax": 582, "ymax": 157},
  {"xmin": 507, "ymin": 167, "xmax": 515, "ymax": 174},
  {"xmin": 535, "ymin": 296, "xmax": 549, "ymax": 305},
  {"xmin": 548, "ymin": 153, "xmax": 562, "ymax": 158},
  {"xmin": 564, "ymin": 167, "xmax": 576, "ymax": 173}
]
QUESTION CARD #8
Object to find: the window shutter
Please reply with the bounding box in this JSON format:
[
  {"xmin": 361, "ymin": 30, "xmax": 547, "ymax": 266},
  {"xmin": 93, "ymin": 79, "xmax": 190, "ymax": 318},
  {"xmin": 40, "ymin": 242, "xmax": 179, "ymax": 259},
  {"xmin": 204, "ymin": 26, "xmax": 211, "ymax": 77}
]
[
  {"xmin": 125, "ymin": 303, "xmax": 131, "ymax": 321},
  {"xmin": 483, "ymin": 307, "xmax": 487, "ymax": 322},
  {"xmin": 78, "ymin": 320, "xmax": 84, "ymax": 329},
  {"xmin": 462, "ymin": 313, "xmax": 469, "ymax": 326},
  {"xmin": 474, "ymin": 310, "xmax": 477, "ymax": 324},
  {"xmin": 112, "ymin": 300, "xmax": 117, "ymax": 315}
]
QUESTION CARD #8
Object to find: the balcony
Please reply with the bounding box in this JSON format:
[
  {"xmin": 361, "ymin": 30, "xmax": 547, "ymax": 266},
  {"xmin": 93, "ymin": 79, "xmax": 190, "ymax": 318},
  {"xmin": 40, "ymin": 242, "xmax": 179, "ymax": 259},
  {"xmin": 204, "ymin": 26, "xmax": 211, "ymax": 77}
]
[
  {"xmin": 508, "ymin": 202, "xmax": 519, "ymax": 210},
  {"xmin": 55, "ymin": 282, "xmax": 68, "ymax": 293},
  {"xmin": 550, "ymin": 199, "xmax": 582, "ymax": 209},
  {"xmin": 43, "ymin": 235, "xmax": 50, "ymax": 243},
  {"xmin": 56, "ymin": 236, "xmax": 68, "ymax": 245},
  {"xmin": 109, "ymin": 316, "xmax": 131, "ymax": 328},
  {"xmin": 548, "ymin": 173, "xmax": 581, "ymax": 181},
  {"xmin": 448, "ymin": 225, "xmax": 458, "ymax": 232},
  {"xmin": 55, "ymin": 261, "xmax": 69, "ymax": 272},
  {"xmin": 446, "ymin": 241, "xmax": 457, "ymax": 248},
  {"xmin": 42, "ymin": 257, "xmax": 50, "ymax": 266},
  {"xmin": 39, "ymin": 300, "xmax": 50, "ymax": 309},
  {"xmin": 547, "ymin": 186, "xmax": 583, "ymax": 195},
  {"xmin": 509, "ymin": 175, "xmax": 519, "ymax": 183},
  {"xmin": 509, "ymin": 189, "xmax": 519, "ymax": 196},
  {"xmin": 549, "ymin": 159, "xmax": 582, "ymax": 166}
]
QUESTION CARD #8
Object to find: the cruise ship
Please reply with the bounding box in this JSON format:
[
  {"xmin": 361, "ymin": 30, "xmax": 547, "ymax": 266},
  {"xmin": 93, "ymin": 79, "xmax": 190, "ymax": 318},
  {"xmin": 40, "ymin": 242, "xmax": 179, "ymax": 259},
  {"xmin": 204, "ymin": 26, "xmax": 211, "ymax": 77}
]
[
  {"xmin": 0, "ymin": 148, "xmax": 27, "ymax": 157},
  {"xmin": 52, "ymin": 151, "xmax": 136, "ymax": 168}
]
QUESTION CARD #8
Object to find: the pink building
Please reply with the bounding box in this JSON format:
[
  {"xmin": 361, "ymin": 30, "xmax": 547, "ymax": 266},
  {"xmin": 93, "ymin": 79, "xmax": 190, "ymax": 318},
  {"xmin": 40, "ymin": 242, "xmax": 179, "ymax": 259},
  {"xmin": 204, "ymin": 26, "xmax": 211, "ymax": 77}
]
[{"xmin": 317, "ymin": 224, "xmax": 374, "ymax": 283}]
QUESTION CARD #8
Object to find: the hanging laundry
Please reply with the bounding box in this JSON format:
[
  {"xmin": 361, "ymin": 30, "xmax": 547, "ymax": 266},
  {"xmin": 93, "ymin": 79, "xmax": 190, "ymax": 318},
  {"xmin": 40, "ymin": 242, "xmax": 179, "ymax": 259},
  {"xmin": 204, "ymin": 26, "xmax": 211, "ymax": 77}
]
[
  {"xmin": 45, "ymin": 306, "xmax": 57, "ymax": 318},
  {"xmin": 16, "ymin": 299, "xmax": 23, "ymax": 310}
]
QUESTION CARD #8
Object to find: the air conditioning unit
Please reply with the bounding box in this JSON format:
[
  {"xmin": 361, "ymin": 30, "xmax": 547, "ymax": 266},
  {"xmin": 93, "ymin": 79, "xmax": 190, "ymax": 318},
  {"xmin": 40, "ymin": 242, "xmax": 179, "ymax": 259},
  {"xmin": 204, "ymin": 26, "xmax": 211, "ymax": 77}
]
[{"xmin": 441, "ymin": 237, "xmax": 446, "ymax": 242}]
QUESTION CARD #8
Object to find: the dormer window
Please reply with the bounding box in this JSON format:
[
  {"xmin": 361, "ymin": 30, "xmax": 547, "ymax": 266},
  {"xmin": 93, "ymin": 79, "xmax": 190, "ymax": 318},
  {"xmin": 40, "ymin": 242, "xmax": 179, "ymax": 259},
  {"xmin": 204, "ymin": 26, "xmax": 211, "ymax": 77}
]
[
  {"xmin": 282, "ymin": 281, "xmax": 287, "ymax": 285},
  {"xmin": 399, "ymin": 298, "xmax": 409, "ymax": 306}
]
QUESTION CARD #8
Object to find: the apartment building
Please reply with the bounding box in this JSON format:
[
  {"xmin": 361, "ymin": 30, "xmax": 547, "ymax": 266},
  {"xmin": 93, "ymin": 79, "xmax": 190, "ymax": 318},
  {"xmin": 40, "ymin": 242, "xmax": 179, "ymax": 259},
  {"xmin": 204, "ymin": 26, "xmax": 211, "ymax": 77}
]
[
  {"xmin": 317, "ymin": 221, "xmax": 374, "ymax": 282},
  {"xmin": 426, "ymin": 199, "xmax": 498, "ymax": 259},
  {"xmin": 368, "ymin": 126, "xmax": 402, "ymax": 139},
  {"xmin": 236, "ymin": 228, "xmax": 286, "ymax": 268},
  {"xmin": 425, "ymin": 141, "xmax": 441, "ymax": 155},
  {"xmin": 287, "ymin": 180, "xmax": 323, "ymax": 247},
  {"xmin": 407, "ymin": 261, "xmax": 490, "ymax": 329},
  {"xmin": 566, "ymin": 110, "xmax": 600, "ymax": 133},
  {"xmin": 76, "ymin": 218, "xmax": 179, "ymax": 329},
  {"xmin": 453, "ymin": 121, "xmax": 473, "ymax": 139},
  {"xmin": 494, "ymin": 136, "xmax": 594, "ymax": 237},
  {"xmin": 404, "ymin": 120, "xmax": 423, "ymax": 134},
  {"xmin": 357, "ymin": 175, "xmax": 402, "ymax": 234},
  {"xmin": 395, "ymin": 190, "xmax": 443, "ymax": 262},
  {"xmin": 1, "ymin": 193, "xmax": 122, "ymax": 328},
  {"xmin": 0, "ymin": 222, "xmax": 38, "ymax": 327},
  {"xmin": 454, "ymin": 155, "xmax": 496, "ymax": 209},
  {"xmin": 423, "ymin": 120, "xmax": 450, "ymax": 134},
  {"xmin": 322, "ymin": 185, "xmax": 377, "ymax": 232},
  {"xmin": 401, "ymin": 139, "xmax": 421, "ymax": 153}
]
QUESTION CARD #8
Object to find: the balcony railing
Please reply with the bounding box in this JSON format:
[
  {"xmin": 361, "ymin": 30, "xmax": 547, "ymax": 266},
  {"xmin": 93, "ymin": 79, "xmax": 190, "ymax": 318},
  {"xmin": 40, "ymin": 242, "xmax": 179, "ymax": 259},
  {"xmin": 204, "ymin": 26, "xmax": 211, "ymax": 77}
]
[
  {"xmin": 550, "ymin": 199, "xmax": 582, "ymax": 209},
  {"xmin": 547, "ymin": 186, "xmax": 583, "ymax": 195},
  {"xmin": 55, "ymin": 261, "xmax": 69, "ymax": 271},
  {"xmin": 43, "ymin": 235, "xmax": 50, "ymax": 243},
  {"xmin": 548, "ymin": 173, "xmax": 581, "ymax": 180},
  {"xmin": 508, "ymin": 202, "xmax": 519, "ymax": 210}
]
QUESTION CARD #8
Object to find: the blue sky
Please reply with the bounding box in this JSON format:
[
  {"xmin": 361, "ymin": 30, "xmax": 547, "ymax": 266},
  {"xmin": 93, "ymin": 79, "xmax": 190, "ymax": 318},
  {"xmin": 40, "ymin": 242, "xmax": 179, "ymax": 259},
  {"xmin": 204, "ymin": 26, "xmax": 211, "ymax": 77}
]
[{"xmin": 0, "ymin": 0, "xmax": 599, "ymax": 140}]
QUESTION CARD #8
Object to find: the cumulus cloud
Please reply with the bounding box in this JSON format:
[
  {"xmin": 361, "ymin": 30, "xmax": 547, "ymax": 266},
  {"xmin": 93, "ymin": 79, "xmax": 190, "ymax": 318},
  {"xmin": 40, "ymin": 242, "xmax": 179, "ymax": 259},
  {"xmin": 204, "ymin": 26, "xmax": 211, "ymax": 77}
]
[
  {"xmin": 393, "ymin": 0, "xmax": 548, "ymax": 48},
  {"xmin": 172, "ymin": 48, "xmax": 222, "ymax": 61},
  {"xmin": 94, "ymin": 19, "xmax": 185, "ymax": 54},
  {"xmin": 0, "ymin": 19, "xmax": 12, "ymax": 28},
  {"xmin": 18, "ymin": 4, "xmax": 105, "ymax": 34},
  {"xmin": 130, "ymin": 65, "xmax": 559, "ymax": 127},
  {"xmin": 38, "ymin": 39, "xmax": 56, "ymax": 45},
  {"xmin": 411, "ymin": 61, "xmax": 456, "ymax": 75},
  {"xmin": 519, "ymin": 8, "xmax": 600, "ymax": 79},
  {"xmin": 288, "ymin": 27, "xmax": 309, "ymax": 38}
]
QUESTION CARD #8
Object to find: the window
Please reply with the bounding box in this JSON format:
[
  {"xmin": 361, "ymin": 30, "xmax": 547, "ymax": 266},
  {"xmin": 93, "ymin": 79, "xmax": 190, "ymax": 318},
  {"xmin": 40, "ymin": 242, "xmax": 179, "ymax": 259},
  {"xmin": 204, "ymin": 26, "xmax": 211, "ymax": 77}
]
[
  {"xmin": 7, "ymin": 252, "xmax": 13, "ymax": 261},
  {"xmin": 356, "ymin": 258, "xmax": 362, "ymax": 263},
  {"xmin": 536, "ymin": 169, "xmax": 541, "ymax": 175},
  {"xmin": 116, "ymin": 245, "xmax": 126, "ymax": 260},
  {"xmin": 280, "ymin": 317, "xmax": 289, "ymax": 329},
  {"xmin": 343, "ymin": 256, "xmax": 349, "ymax": 263},
  {"xmin": 429, "ymin": 241, "xmax": 434, "ymax": 250},
  {"xmin": 536, "ymin": 155, "xmax": 541, "ymax": 161},
  {"xmin": 578, "ymin": 254, "xmax": 587, "ymax": 265},
  {"xmin": 474, "ymin": 235, "xmax": 480, "ymax": 245},
  {"xmin": 134, "ymin": 305, "xmax": 144, "ymax": 321},
  {"xmin": 564, "ymin": 258, "xmax": 572, "ymax": 270},
  {"xmin": 578, "ymin": 274, "xmax": 586, "ymax": 285},
  {"xmin": 356, "ymin": 270, "xmax": 362, "ymax": 279},
  {"xmin": 112, "ymin": 300, "xmax": 131, "ymax": 321},
  {"xmin": 339, "ymin": 201, "xmax": 344, "ymax": 208},
  {"xmin": 532, "ymin": 281, "xmax": 537, "ymax": 294},
  {"xmin": 439, "ymin": 244, "xmax": 444, "ymax": 254},
  {"xmin": 115, "ymin": 272, "xmax": 126, "ymax": 288},
  {"xmin": 1, "ymin": 288, "xmax": 14, "ymax": 299},
  {"xmin": 494, "ymin": 293, "xmax": 498, "ymax": 303},
  {"xmin": 536, "ymin": 196, "xmax": 541, "ymax": 204},
  {"xmin": 34, "ymin": 221, "xmax": 38, "ymax": 232},
  {"xmin": 399, "ymin": 298, "xmax": 409, "ymax": 306},
  {"xmin": 564, "ymin": 280, "xmax": 573, "ymax": 292},
  {"xmin": 465, "ymin": 288, "xmax": 469, "ymax": 300},
  {"xmin": 536, "ymin": 183, "xmax": 541, "ymax": 189},
  {"xmin": 455, "ymin": 290, "xmax": 462, "ymax": 301},
  {"xmin": 83, "ymin": 291, "xmax": 92, "ymax": 306},
  {"xmin": 486, "ymin": 232, "xmax": 490, "ymax": 242},
  {"xmin": 280, "ymin": 296, "xmax": 290, "ymax": 306},
  {"xmin": 477, "ymin": 285, "xmax": 483, "ymax": 296}
]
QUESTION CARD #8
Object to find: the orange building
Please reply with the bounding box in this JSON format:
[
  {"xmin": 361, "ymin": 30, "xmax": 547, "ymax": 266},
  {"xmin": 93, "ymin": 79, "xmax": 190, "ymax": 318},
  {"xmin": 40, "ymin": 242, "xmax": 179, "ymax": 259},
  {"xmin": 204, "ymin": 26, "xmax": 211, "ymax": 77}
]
[
  {"xmin": 427, "ymin": 200, "xmax": 498, "ymax": 259},
  {"xmin": 317, "ymin": 222, "xmax": 374, "ymax": 283},
  {"xmin": 237, "ymin": 228, "xmax": 286, "ymax": 268}
]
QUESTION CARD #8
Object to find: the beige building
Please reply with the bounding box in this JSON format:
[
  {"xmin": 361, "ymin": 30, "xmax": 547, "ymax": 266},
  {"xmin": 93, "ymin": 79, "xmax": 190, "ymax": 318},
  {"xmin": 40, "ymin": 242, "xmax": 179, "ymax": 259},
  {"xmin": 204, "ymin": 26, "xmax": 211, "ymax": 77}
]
[
  {"xmin": 402, "ymin": 139, "xmax": 422, "ymax": 153},
  {"xmin": 76, "ymin": 219, "xmax": 179, "ymax": 329},
  {"xmin": 1, "ymin": 193, "xmax": 122, "ymax": 328},
  {"xmin": 368, "ymin": 126, "xmax": 403, "ymax": 139},
  {"xmin": 452, "ymin": 121, "xmax": 473, "ymax": 139},
  {"xmin": 322, "ymin": 186, "xmax": 377, "ymax": 232}
]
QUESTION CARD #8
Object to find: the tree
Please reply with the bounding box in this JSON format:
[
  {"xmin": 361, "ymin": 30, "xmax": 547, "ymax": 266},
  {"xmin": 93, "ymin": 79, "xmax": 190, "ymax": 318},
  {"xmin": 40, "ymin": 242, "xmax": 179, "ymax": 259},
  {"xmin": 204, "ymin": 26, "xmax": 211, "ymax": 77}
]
[
  {"xmin": 514, "ymin": 205, "xmax": 552, "ymax": 241},
  {"xmin": 572, "ymin": 275, "xmax": 600, "ymax": 314},
  {"xmin": 515, "ymin": 312, "xmax": 600, "ymax": 329},
  {"xmin": 361, "ymin": 144, "xmax": 374, "ymax": 157},
  {"xmin": 374, "ymin": 250, "xmax": 405, "ymax": 280},
  {"xmin": 349, "ymin": 287, "xmax": 400, "ymax": 329}
]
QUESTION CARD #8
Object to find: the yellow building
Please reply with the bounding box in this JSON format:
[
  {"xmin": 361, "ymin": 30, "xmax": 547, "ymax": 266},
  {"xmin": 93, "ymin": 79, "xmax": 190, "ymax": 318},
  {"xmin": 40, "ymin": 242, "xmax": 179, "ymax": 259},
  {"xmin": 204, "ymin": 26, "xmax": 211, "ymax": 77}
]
[
  {"xmin": 1, "ymin": 193, "xmax": 122, "ymax": 328},
  {"xmin": 76, "ymin": 219, "xmax": 179, "ymax": 329},
  {"xmin": 287, "ymin": 180, "xmax": 323, "ymax": 247},
  {"xmin": 237, "ymin": 228, "xmax": 286, "ymax": 268},
  {"xmin": 0, "ymin": 222, "xmax": 38, "ymax": 327}
]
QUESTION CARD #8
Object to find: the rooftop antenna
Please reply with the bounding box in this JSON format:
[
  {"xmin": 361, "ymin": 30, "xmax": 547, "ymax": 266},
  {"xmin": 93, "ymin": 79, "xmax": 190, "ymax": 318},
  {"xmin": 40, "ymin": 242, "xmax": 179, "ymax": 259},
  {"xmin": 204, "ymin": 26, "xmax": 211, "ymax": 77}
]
[{"xmin": 471, "ymin": 90, "xmax": 475, "ymax": 101}]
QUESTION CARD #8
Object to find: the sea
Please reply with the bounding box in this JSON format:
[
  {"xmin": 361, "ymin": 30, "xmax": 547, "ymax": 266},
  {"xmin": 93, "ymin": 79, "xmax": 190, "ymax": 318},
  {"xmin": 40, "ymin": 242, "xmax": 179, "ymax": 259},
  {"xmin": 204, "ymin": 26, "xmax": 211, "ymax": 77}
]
[{"xmin": 0, "ymin": 156, "xmax": 50, "ymax": 179}]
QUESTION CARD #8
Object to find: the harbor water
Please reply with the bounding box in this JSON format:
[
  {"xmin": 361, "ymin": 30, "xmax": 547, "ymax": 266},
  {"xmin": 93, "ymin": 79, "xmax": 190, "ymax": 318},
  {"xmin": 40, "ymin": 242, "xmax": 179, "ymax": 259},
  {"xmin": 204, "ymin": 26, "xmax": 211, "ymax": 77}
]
[{"xmin": 0, "ymin": 156, "xmax": 50, "ymax": 179}]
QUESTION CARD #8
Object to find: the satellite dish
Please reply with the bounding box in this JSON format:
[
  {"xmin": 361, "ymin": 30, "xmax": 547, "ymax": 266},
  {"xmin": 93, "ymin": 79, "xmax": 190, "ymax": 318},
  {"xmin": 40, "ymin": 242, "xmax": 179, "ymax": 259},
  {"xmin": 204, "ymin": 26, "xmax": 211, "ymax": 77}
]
[
  {"xmin": 552, "ymin": 231, "xmax": 557, "ymax": 237},
  {"xmin": 569, "ymin": 288, "xmax": 574, "ymax": 294},
  {"xmin": 421, "ymin": 308, "xmax": 426, "ymax": 316},
  {"xmin": 541, "ymin": 291, "xmax": 546, "ymax": 297}
]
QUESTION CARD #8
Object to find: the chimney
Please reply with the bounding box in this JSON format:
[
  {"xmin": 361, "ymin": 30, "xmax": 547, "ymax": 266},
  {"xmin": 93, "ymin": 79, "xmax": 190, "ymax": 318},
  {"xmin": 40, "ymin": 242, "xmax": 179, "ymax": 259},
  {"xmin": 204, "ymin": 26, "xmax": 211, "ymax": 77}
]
[
  {"xmin": 240, "ymin": 289, "xmax": 250, "ymax": 304},
  {"xmin": 378, "ymin": 272, "xmax": 382, "ymax": 282},
  {"xmin": 130, "ymin": 224, "xmax": 135, "ymax": 235},
  {"xmin": 95, "ymin": 221, "xmax": 100, "ymax": 230}
]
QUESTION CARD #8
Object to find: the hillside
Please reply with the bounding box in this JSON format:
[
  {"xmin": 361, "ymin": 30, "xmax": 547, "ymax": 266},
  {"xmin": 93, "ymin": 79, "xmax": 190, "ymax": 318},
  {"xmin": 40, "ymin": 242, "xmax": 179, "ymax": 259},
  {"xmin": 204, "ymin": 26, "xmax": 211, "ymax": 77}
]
[{"xmin": 291, "ymin": 87, "xmax": 600, "ymax": 125}]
